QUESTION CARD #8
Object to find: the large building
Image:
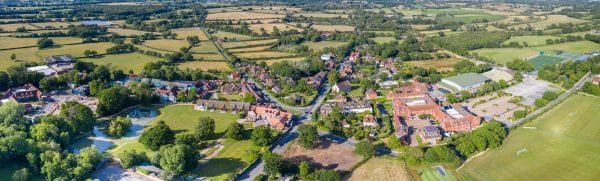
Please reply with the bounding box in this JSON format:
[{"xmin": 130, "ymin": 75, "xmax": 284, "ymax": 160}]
[
  {"xmin": 391, "ymin": 81, "xmax": 481, "ymax": 133},
  {"xmin": 438, "ymin": 73, "xmax": 490, "ymax": 93},
  {"xmin": 246, "ymin": 105, "xmax": 293, "ymax": 130}
]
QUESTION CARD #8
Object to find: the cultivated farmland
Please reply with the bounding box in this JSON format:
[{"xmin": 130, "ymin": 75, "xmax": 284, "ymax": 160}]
[
  {"xmin": 310, "ymin": 25, "xmax": 355, "ymax": 32},
  {"xmin": 222, "ymin": 39, "xmax": 277, "ymax": 49},
  {"xmin": 178, "ymin": 61, "xmax": 230, "ymax": 71},
  {"xmin": 79, "ymin": 53, "xmax": 163, "ymax": 73},
  {"xmin": 206, "ymin": 12, "xmax": 285, "ymax": 20},
  {"xmin": 460, "ymin": 94, "xmax": 600, "ymax": 181}
]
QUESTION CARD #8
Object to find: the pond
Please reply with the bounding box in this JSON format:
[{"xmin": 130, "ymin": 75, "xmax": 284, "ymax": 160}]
[{"xmin": 68, "ymin": 108, "xmax": 158, "ymax": 154}]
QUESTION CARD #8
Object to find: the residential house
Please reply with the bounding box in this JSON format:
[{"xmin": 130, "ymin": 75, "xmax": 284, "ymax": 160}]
[
  {"xmin": 2, "ymin": 84, "xmax": 44, "ymax": 103},
  {"xmin": 349, "ymin": 52, "xmax": 360, "ymax": 63},
  {"xmin": 334, "ymin": 95, "xmax": 347, "ymax": 103},
  {"xmin": 155, "ymin": 86, "xmax": 178, "ymax": 103},
  {"xmin": 379, "ymin": 80, "xmax": 399, "ymax": 89},
  {"xmin": 420, "ymin": 126, "xmax": 442, "ymax": 144},
  {"xmin": 324, "ymin": 60, "xmax": 336, "ymax": 70},
  {"xmin": 592, "ymin": 75, "xmax": 600, "ymax": 85},
  {"xmin": 220, "ymin": 83, "xmax": 243, "ymax": 95},
  {"xmin": 365, "ymin": 89, "xmax": 378, "ymax": 99},
  {"xmin": 271, "ymin": 85, "xmax": 283, "ymax": 93},
  {"xmin": 332, "ymin": 80, "xmax": 352, "ymax": 93},
  {"xmin": 246, "ymin": 105, "xmax": 293, "ymax": 130},
  {"xmin": 320, "ymin": 100, "xmax": 372, "ymax": 116},
  {"xmin": 228, "ymin": 71, "xmax": 242, "ymax": 81},
  {"xmin": 194, "ymin": 100, "xmax": 251, "ymax": 113},
  {"xmin": 320, "ymin": 52, "xmax": 335, "ymax": 61},
  {"xmin": 307, "ymin": 72, "xmax": 327, "ymax": 88},
  {"xmin": 363, "ymin": 115, "xmax": 378, "ymax": 127}
]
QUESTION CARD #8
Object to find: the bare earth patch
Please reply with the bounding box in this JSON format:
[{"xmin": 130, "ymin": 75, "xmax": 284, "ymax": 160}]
[{"xmin": 282, "ymin": 139, "xmax": 363, "ymax": 171}]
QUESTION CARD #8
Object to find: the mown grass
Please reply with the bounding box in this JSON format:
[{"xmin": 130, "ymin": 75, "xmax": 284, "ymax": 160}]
[
  {"xmin": 178, "ymin": 61, "xmax": 231, "ymax": 71},
  {"xmin": 0, "ymin": 42, "xmax": 114, "ymax": 71},
  {"xmin": 459, "ymin": 94, "xmax": 600, "ymax": 181},
  {"xmin": 502, "ymin": 35, "xmax": 561, "ymax": 47},
  {"xmin": 79, "ymin": 53, "xmax": 164, "ymax": 73},
  {"xmin": 301, "ymin": 41, "xmax": 347, "ymax": 51}
]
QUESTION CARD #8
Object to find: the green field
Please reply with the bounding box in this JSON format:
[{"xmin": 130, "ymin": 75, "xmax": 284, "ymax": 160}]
[
  {"xmin": 194, "ymin": 138, "xmax": 261, "ymax": 180},
  {"xmin": 151, "ymin": 104, "xmax": 240, "ymax": 134},
  {"xmin": 369, "ymin": 37, "xmax": 397, "ymax": 44},
  {"xmin": 79, "ymin": 53, "xmax": 164, "ymax": 73},
  {"xmin": 528, "ymin": 55, "xmax": 566, "ymax": 70},
  {"xmin": 0, "ymin": 42, "xmax": 114, "ymax": 71},
  {"xmin": 212, "ymin": 31, "xmax": 256, "ymax": 41},
  {"xmin": 471, "ymin": 41, "xmax": 600, "ymax": 64},
  {"xmin": 188, "ymin": 42, "xmax": 220, "ymax": 54},
  {"xmin": 301, "ymin": 41, "xmax": 347, "ymax": 51},
  {"xmin": 420, "ymin": 167, "xmax": 457, "ymax": 181},
  {"xmin": 460, "ymin": 94, "xmax": 600, "ymax": 180},
  {"xmin": 502, "ymin": 35, "xmax": 561, "ymax": 47},
  {"xmin": 437, "ymin": 13, "xmax": 504, "ymax": 23}
]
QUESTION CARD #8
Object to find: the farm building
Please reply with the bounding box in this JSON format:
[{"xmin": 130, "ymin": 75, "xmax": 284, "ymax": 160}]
[{"xmin": 438, "ymin": 73, "xmax": 490, "ymax": 93}]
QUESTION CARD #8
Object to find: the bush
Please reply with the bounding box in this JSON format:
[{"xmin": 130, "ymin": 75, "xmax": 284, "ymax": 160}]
[
  {"xmin": 534, "ymin": 98, "xmax": 548, "ymax": 108},
  {"xmin": 118, "ymin": 150, "xmax": 146, "ymax": 168},
  {"xmin": 542, "ymin": 91, "xmax": 558, "ymax": 101},
  {"xmin": 139, "ymin": 120, "xmax": 174, "ymax": 150},
  {"xmin": 353, "ymin": 141, "xmax": 375, "ymax": 158},
  {"xmin": 107, "ymin": 116, "xmax": 132, "ymax": 138}
]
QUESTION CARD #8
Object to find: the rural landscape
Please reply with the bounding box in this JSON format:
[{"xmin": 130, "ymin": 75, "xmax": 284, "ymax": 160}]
[{"xmin": 0, "ymin": 0, "xmax": 599, "ymax": 181}]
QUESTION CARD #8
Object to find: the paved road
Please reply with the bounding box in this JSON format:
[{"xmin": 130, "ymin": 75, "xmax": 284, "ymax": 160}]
[{"xmin": 506, "ymin": 71, "xmax": 591, "ymax": 128}]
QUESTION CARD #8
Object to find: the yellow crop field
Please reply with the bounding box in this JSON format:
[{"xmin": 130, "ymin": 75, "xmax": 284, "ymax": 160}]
[
  {"xmin": 222, "ymin": 39, "xmax": 277, "ymax": 49},
  {"xmin": 234, "ymin": 51, "xmax": 294, "ymax": 59},
  {"xmin": 310, "ymin": 24, "xmax": 355, "ymax": 32},
  {"xmin": 294, "ymin": 13, "xmax": 349, "ymax": 18},
  {"xmin": 178, "ymin": 61, "xmax": 231, "ymax": 71},
  {"xmin": 249, "ymin": 23, "xmax": 303, "ymax": 33},
  {"xmin": 258, "ymin": 57, "xmax": 304, "ymax": 65},
  {"xmin": 207, "ymin": 12, "xmax": 285, "ymax": 20},
  {"xmin": 171, "ymin": 27, "xmax": 210, "ymax": 41}
]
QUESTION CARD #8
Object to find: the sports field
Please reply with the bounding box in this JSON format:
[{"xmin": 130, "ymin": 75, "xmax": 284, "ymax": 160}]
[
  {"xmin": 528, "ymin": 55, "xmax": 565, "ymax": 70},
  {"xmin": 460, "ymin": 94, "xmax": 600, "ymax": 181},
  {"xmin": 79, "ymin": 53, "xmax": 163, "ymax": 73},
  {"xmin": 471, "ymin": 41, "xmax": 600, "ymax": 64}
]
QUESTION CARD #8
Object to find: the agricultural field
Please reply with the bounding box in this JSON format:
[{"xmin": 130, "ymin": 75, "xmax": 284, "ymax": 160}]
[
  {"xmin": 30, "ymin": 22, "xmax": 72, "ymax": 29},
  {"xmin": 0, "ymin": 23, "xmax": 39, "ymax": 31},
  {"xmin": 293, "ymin": 13, "xmax": 349, "ymax": 18},
  {"xmin": 228, "ymin": 46, "xmax": 271, "ymax": 53},
  {"xmin": 348, "ymin": 157, "xmax": 410, "ymax": 181},
  {"xmin": 248, "ymin": 23, "xmax": 302, "ymax": 34},
  {"xmin": 171, "ymin": 27, "xmax": 210, "ymax": 41},
  {"xmin": 310, "ymin": 24, "xmax": 355, "ymax": 32},
  {"xmin": 503, "ymin": 35, "xmax": 561, "ymax": 47},
  {"xmin": 257, "ymin": 57, "xmax": 304, "ymax": 65},
  {"xmin": 222, "ymin": 39, "xmax": 277, "ymax": 49},
  {"xmin": 188, "ymin": 42, "xmax": 220, "ymax": 54},
  {"xmin": 407, "ymin": 58, "xmax": 462, "ymax": 71},
  {"xmin": 107, "ymin": 28, "xmax": 152, "ymax": 36},
  {"xmin": 191, "ymin": 53, "xmax": 227, "ymax": 61},
  {"xmin": 0, "ymin": 42, "xmax": 114, "ymax": 71},
  {"xmin": 437, "ymin": 14, "xmax": 505, "ymax": 23},
  {"xmin": 509, "ymin": 15, "xmax": 590, "ymax": 30},
  {"xmin": 79, "ymin": 53, "xmax": 163, "ymax": 73},
  {"xmin": 178, "ymin": 61, "xmax": 230, "ymax": 71},
  {"xmin": 233, "ymin": 51, "xmax": 295, "ymax": 59},
  {"xmin": 366, "ymin": 30, "xmax": 395, "ymax": 36},
  {"xmin": 471, "ymin": 41, "xmax": 600, "ymax": 64},
  {"xmin": 143, "ymin": 39, "xmax": 189, "ymax": 52},
  {"xmin": 212, "ymin": 31, "xmax": 256, "ymax": 41},
  {"xmin": 206, "ymin": 12, "xmax": 285, "ymax": 20},
  {"xmin": 301, "ymin": 41, "xmax": 347, "ymax": 51},
  {"xmin": 369, "ymin": 37, "xmax": 397, "ymax": 44},
  {"xmin": 0, "ymin": 37, "xmax": 82, "ymax": 50},
  {"xmin": 460, "ymin": 94, "xmax": 600, "ymax": 181}
]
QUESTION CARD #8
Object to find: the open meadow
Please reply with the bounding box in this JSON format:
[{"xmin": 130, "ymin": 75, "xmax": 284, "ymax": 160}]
[
  {"xmin": 503, "ymin": 35, "xmax": 561, "ymax": 47},
  {"xmin": 171, "ymin": 27, "xmax": 210, "ymax": 41},
  {"xmin": 310, "ymin": 24, "xmax": 355, "ymax": 32},
  {"xmin": 471, "ymin": 41, "xmax": 600, "ymax": 64},
  {"xmin": 348, "ymin": 157, "xmax": 410, "ymax": 181},
  {"xmin": 407, "ymin": 58, "xmax": 462, "ymax": 71},
  {"xmin": 248, "ymin": 23, "xmax": 302, "ymax": 34},
  {"xmin": 0, "ymin": 23, "xmax": 39, "ymax": 31},
  {"xmin": 212, "ymin": 31, "xmax": 257, "ymax": 41},
  {"xmin": 233, "ymin": 51, "xmax": 296, "ymax": 59},
  {"xmin": 0, "ymin": 42, "xmax": 114, "ymax": 71},
  {"xmin": 294, "ymin": 13, "xmax": 349, "ymax": 18},
  {"xmin": 459, "ymin": 94, "xmax": 600, "ymax": 181},
  {"xmin": 282, "ymin": 139, "xmax": 363, "ymax": 171},
  {"xmin": 257, "ymin": 57, "xmax": 304, "ymax": 65},
  {"xmin": 228, "ymin": 46, "xmax": 271, "ymax": 53},
  {"xmin": 509, "ymin": 15, "xmax": 590, "ymax": 30},
  {"xmin": 143, "ymin": 39, "xmax": 189, "ymax": 52},
  {"xmin": 222, "ymin": 39, "xmax": 277, "ymax": 49},
  {"xmin": 107, "ymin": 28, "xmax": 152, "ymax": 36},
  {"xmin": 369, "ymin": 37, "xmax": 397, "ymax": 44},
  {"xmin": 206, "ymin": 12, "xmax": 285, "ymax": 20},
  {"xmin": 0, "ymin": 37, "xmax": 82, "ymax": 50},
  {"xmin": 301, "ymin": 41, "xmax": 347, "ymax": 51},
  {"xmin": 178, "ymin": 61, "xmax": 230, "ymax": 71},
  {"xmin": 151, "ymin": 104, "xmax": 239, "ymax": 133}
]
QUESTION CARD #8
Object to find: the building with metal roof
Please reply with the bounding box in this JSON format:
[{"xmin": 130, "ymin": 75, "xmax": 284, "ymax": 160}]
[{"xmin": 438, "ymin": 73, "xmax": 490, "ymax": 93}]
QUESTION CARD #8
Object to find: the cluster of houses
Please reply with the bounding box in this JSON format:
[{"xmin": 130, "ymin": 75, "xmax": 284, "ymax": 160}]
[
  {"xmin": 194, "ymin": 100, "xmax": 293, "ymax": 130},
  {"xmin": 319, "ymin": 96, "xmax": 373, "ymax": 116},
  {"xmin": 27, "ymin": 55, "xmax": 75, "ymax": 76},
  {"xmin": 388, "ymin": 81, "xmax": 482, "ymax": 144}
]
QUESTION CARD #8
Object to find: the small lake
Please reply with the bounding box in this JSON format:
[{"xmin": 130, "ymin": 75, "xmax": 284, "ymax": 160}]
[{"xmin": 69, "ymin": 108, "xmax": 158, "ymax": 154}]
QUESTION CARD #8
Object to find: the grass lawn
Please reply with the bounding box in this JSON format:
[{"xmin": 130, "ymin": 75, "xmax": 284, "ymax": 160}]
[
  {"xmin": 0, "ymin": 37, "xmax": 82, "ymax": 50},
  {"xmin": 502, "ymin": 35, "xmax": 561, "ymax": 47},
  {"xmin": 212, "ymin": 31, "xmax": 256, "ymax": 41},
  {"xmin": 178, "ymin": 61, "xmax": 230, "ymax": 71},
  {"xmin": 369, "ymin": 37, "xmax": 398, "ymax": 44},
  {"xmin": 188, "ymin": 42, "xmax": 220, "ymax": 54},
  {"xmin": 107, "ymin": 139, "xmax": 155, "ymax": 158},
  {"xmin": 470, "ymin": 41, "xmax": 600, "ymax": 64},
  {"xmin": 151, "ymin": 104, "xmax": 240, "ymax": 134},
  {"xmin": 194, "ymin": 138, "xmax": 262, "ymax": 180},
  {"xmin": 349, "ymin": 156, "xmax": 410, "ymax": 181},
  {"xmin": 420, "ymin": 167, "xmax": 457, "ymax": 181},
  {"xmin": 233, "ymin": 51, "xmax": 295, "ymax": 59},
  {"xmin": 171, "ymin": 27, "xmax": 210, "ymax": 41},
  {"xmin": 301, "ymin": 41, "xmax": 347, "ymax": 51},
  {"xmin": 459, "ymin": 94, "xmax": 600, "ymax": 180},
  {"xmin": 79, "ymin": 53, "xmax": 164, "ymax": 73},
  {"xmin": 108, "ymin": 28, "xmax": 153, "ymax": 36}
]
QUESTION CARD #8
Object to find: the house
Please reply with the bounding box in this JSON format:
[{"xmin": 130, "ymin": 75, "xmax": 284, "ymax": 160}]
[
  {"xmin": 271, "ymin": 85, "xmax": 283, "ymax": 93},
  {"xmin": 420, "ymin": 126, "xmax": 442, "ymax": 144},
  {"xmin": 320, "ymin": 100, "xmax": 373, "ymax": 116},
  {"xmin": 324, "ymin": 60, "xmax": 335, "ymax": 70},
  {"xmin": 481, "ymin": 68, "xmax": 514, "ymax": 83},
  {"xmin": 194, "ymin": 100, "xmax": 250, "ymax": 113},
  {"xmin": 320, "ymin": 52, "xmax": 335, "ymax": 61},
  {"xmin": 438, "ymin": 73, "xmax": 491, "ymax": 93},
  {"xmin": 334, "ymin": 95, "xmax": 347, "ymax": 103},
  {"xmin": 246, "ymin": 105, "xmax": 293, "ymax": 130},
  {"xmin": 365, "ymin": 89, "xmax": 378, "ymax": 99},
  {"xmin": 2, "ymin": 84, "xmax": 44, "ymax": 103},
  {"xmin": 228, "ymin": 71, "xmax": 242, "ymax": 81},
  {"xmin": 220, "ymin": 83, "xmax": 243, "ymax": 95},
  {"xmin": 155, "ymin": 86, "xmax": 178, "ymax": 103},
  {"xmin": 592, "ymin": 75, "xmax": 600, "ymax": 85},
  {"xmin": 349, "ymin": 52, "xmax": 360, "ymax": 63},
  {"xmin": 307, "ymin": 72, "xmax": 327, "ymax": 88},
  {"xmin": 332, "ymin": 80, "xmax": 352, "ymax": 93},
  {"xmin": 362, "ymin": 115, "xmax": 378, "ymax": 127}
]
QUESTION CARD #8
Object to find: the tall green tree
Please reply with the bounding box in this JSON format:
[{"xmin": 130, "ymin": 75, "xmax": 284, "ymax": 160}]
[
  {"xmin": 251, "ymin": 125, "xmax": 273, "ymax": 146},
  {"xmin": 226, "ymin": 122, "xmax": 244, "ymax": 140},
  {"xmin": 60, "ymin": 101, "xmax": 95, "ymax": 134},
  {"xmin": 195, "ymin": 117, "xmax": 215, "ymax": 141},
  {"xmin": 263, "ymin": 153, "xmax": 283, "ymax": 177},
  {"xmin": 354, "ymin": 141, "xmax": 376, "ymax": 158},
  {"xmin": 298, "ymin": 124, "xmax": 319, "ymax": 148},
  {"xmin": 159, "ymin": 144, "xmax": 196, "ymax": 175},
  {"xmin": 139, "ymin": 121, "xmax": 174, "ymax": 150}
]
